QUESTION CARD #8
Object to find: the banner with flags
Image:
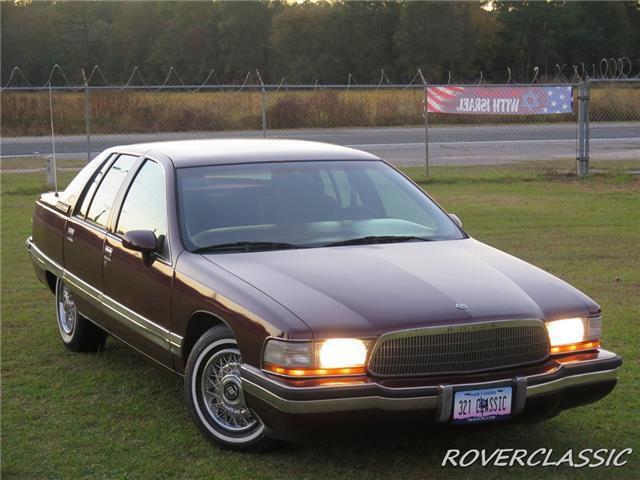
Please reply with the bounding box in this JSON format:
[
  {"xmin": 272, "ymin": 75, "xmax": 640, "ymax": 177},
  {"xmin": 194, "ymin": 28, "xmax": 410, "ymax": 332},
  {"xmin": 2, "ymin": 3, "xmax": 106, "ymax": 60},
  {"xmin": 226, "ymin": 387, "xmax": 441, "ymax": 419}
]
[{"xmin": 426, "ymin": 86, "xmax": 573, "ymax": 115}]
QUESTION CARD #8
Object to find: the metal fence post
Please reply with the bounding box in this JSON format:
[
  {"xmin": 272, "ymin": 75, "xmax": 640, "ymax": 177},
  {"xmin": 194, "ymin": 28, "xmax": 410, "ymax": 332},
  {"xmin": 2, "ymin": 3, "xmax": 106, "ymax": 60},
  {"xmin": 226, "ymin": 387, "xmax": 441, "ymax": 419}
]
[
  {"xmin": 47, "ymin": 82, "xmax": 58, "ymax": 191},
  {"xmin": 576, "ymin": 81, "xmax": 590, "ymax": 177},
  {"xmin": 256, "ymin": 70, "xmax": 267, "ymax": 138},
  {"xmin": 420, "ymin": 70, "xmax": 429, "ymax": 178},
  {"xmin": 425, "ymin": 89, "xmax": 430, "ymax": 178},
  {"xmin": 82, "ymin": 69, "xmax": 91, "ymax": 163}
]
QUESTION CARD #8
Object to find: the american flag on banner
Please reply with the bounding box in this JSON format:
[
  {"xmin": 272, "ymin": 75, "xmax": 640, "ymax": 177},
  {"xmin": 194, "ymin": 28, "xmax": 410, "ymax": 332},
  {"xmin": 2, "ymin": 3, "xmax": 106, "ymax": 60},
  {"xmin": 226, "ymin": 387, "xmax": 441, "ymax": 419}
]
[{"xmin": 426, "ymin": 86, "xmax": 573, "ymax": 115}]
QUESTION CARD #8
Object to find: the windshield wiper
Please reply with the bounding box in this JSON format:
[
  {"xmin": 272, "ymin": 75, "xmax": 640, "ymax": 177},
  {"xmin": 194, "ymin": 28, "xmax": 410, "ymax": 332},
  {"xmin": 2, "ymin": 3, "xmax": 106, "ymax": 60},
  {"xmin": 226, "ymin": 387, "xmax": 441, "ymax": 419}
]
[
  {"xmin": 193, "ymin": 241, "xmax": 305, "ymax": 253},
  {"xmin": 325, "ymin": 235, "xmax": 432, "ymax": 247}
]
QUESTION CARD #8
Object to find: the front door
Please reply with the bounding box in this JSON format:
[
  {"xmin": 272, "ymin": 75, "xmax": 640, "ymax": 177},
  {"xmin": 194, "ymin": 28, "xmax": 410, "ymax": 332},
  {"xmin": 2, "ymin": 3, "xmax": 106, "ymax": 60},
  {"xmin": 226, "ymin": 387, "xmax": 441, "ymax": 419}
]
[{"xmin": 102, "ymin": 159, "xmax": 174, "ymax": 367}]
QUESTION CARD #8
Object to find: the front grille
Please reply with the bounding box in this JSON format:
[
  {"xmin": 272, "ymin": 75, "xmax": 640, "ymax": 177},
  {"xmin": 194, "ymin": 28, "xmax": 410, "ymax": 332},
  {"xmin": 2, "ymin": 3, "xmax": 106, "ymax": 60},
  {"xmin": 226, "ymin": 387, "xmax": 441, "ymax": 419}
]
[{"xmin": 368, "ymin": 320, "xmax": 549, "ymax": 377}]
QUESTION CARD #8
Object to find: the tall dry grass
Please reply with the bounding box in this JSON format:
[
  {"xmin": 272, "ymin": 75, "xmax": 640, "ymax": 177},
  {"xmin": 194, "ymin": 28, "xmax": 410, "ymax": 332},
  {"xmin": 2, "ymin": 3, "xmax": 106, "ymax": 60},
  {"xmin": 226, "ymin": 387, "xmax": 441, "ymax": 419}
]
[{"xmin": 2, "ymin": 86, "xmax": 639, "ymax": 137}]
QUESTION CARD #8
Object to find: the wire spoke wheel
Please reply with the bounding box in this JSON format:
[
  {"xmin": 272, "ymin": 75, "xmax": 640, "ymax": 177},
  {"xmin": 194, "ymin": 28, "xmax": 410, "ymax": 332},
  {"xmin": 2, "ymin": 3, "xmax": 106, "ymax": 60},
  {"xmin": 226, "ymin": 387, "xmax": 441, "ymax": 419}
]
[
  {"xmin": 54, "ymin": 278, "xmax": 107, "ymax": 352},
  {"xmin": 187, "ymin": 327, "xmax": 273, "ymax": 450},
  {"xmin": 200, "ymin": 348, "xmax": 259, "ymax": 433},
  {"xmin": 57, "ymin": 282, "xmax": 77, "ymax": 336}
]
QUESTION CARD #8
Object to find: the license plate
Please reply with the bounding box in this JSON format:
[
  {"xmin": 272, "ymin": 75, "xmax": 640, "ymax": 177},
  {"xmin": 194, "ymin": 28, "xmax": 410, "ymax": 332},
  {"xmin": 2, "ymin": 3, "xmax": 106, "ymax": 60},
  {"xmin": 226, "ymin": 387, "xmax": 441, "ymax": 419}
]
[{"xmin": 452, "ymin": 386, "xmax": 512, "ymax": 424}]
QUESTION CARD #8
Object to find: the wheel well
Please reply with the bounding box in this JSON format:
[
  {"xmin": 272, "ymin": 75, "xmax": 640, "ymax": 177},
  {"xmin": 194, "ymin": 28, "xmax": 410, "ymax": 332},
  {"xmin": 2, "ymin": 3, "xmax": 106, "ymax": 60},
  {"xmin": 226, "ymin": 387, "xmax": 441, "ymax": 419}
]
[
  {"xmin": 45, "ymin": 271, "xmax": 57, "ymax": 295},
  {"xmin": 182, "ymin": 312, "xmax": 225, "ymax": 361}
]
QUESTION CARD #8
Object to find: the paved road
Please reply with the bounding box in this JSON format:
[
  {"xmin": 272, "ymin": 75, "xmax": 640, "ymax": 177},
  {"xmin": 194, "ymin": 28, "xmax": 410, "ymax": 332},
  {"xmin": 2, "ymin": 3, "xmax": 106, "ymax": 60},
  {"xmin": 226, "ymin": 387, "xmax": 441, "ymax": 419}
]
[{"xmin": 2, "ymin": 122, "xmax": 639, "ymax": 166}]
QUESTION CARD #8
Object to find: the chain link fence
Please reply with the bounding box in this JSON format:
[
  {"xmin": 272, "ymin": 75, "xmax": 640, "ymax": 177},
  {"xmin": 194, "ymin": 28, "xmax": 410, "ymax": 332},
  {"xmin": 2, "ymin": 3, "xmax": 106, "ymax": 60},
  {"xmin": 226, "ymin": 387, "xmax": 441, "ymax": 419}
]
[
  {"xmin": 1, "ymin": 80, "xmax": 639, "ymax": 175},
  {"xmin": 587, "ymin": 80, "xmax": 640, "ymax": 163}
]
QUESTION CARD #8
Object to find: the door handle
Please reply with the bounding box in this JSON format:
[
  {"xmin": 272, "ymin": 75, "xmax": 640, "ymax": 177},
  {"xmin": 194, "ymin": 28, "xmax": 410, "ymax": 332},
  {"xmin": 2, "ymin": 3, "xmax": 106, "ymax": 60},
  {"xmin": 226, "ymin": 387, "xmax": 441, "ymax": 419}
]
[
  {"xmin": 66, "ymin": 227, "xmax": 75, "ymax": 242},
  {"xmin": 103, "ymin": 245, "xmax": 113, "ymax": 263}
]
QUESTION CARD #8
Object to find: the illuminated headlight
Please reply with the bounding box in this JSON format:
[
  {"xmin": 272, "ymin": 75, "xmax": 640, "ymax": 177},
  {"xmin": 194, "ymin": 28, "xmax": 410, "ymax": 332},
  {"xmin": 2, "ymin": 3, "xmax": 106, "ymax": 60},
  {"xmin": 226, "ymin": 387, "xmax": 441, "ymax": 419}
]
[
  {"xmin": 318, "ymin": 339, "xmax": 367, "ymax": 369},
  {"xmin": 545, "ymin": 316, "xmax": 601, "ymax": 354},
  {"xmin": 262, "ymin": 338, "xmax": 370, "ymax": 377}
]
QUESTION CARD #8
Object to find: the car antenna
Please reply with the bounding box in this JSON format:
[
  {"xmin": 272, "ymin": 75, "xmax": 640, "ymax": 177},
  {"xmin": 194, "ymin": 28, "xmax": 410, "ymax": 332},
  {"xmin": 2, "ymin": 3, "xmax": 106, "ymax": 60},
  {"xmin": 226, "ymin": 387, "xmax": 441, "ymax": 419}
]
[{"xmin": 47, "ymin": 80, "xmax": 58, "ymax": 195}]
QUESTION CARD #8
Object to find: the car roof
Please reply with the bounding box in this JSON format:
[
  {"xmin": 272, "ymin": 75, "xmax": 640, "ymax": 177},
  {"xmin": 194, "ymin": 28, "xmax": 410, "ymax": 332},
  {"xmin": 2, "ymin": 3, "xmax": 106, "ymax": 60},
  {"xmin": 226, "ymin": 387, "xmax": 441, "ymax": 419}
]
[{"xmin": 109, "ymin": 138, "xmax": 380, "ymax": 167}]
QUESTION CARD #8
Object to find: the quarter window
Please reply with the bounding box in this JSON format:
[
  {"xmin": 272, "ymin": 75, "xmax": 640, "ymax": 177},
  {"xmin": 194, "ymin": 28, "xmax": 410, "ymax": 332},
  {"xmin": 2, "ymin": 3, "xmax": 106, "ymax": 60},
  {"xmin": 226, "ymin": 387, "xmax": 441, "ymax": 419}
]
[
  {"xmin": 77, "ymin": 155, "xmax": 113, "ymax": 218},
  {"xmin": 63, "ymin": 153, "xmax": 110, "ymax": 211},
  {"xmin": 116, "ymin": 160, "xmax": 168, "ymax": 258},
  {"xmin": 85, "ymin": 154, "xmax": 137, "ymax": 228}
]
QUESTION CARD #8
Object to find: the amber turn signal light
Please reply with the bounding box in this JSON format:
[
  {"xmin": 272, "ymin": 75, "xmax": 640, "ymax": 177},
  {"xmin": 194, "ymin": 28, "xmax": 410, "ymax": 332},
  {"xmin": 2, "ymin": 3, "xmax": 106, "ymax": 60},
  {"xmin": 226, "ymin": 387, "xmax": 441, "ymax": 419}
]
[
  {"xmin": 263, "ymin": 363, "xmax": 366, "ymax": 377},
  {"xmin": 550, "ymin": 340, "xmax": 600, "ymax": 354}
]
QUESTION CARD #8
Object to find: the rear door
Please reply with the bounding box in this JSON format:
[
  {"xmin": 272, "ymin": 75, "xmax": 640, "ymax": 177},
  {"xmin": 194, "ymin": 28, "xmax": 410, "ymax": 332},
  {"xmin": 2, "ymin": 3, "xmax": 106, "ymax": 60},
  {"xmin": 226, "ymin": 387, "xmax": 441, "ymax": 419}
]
[
  {"xmin": 63, "ymin": 153, "xmax": 139, "ymax": 327},
  {"xmin": 102, "ymin": 158, "xmax": 175, "ymax": 367}
]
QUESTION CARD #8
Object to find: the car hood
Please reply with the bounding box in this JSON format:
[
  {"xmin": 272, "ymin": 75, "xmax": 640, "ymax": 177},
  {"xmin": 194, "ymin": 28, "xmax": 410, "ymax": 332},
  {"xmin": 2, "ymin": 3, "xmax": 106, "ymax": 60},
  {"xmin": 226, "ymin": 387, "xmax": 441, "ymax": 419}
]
[{"xmin": 203, "ymin": 239, "xmax": 599, "ymax": 338}]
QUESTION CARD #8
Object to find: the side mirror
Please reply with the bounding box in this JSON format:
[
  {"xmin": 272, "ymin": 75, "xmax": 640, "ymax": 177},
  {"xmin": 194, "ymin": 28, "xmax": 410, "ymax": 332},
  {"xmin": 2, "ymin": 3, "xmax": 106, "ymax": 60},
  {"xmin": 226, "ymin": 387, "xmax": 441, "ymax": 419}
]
[
  {"xmin": 449, "ymin": 213, "xmax": 462, "ymax": 228},
  {"xmin": 122, "ymin": 230, "xmax": 157, "ymax": 253}
]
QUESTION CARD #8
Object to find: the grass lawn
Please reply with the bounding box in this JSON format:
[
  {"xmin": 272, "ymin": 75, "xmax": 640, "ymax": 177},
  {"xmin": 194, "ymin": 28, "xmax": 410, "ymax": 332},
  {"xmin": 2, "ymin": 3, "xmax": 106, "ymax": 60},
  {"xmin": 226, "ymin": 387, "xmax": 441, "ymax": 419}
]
[{"xmin": 2, "ymin": 159, "xmax": 639, "ymax": 479}]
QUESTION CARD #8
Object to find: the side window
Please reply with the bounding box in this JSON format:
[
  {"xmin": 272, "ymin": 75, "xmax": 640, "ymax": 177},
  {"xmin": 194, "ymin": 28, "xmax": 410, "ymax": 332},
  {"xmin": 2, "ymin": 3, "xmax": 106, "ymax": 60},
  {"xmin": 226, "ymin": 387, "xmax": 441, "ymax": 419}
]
[
  {"xmin": 77, "ymin": 155, "xmax": 113, "ymax": 218},
  {"xmin": 116, "ymin": 160, "xmax": 169, "ymax": 258},
  {"xmin": 85, "ymin": 155, "xmax": 138, "ymax": 228},
  {"xmin": 61, "ymin": 153, "xmax": 109, "ymax": 210}
]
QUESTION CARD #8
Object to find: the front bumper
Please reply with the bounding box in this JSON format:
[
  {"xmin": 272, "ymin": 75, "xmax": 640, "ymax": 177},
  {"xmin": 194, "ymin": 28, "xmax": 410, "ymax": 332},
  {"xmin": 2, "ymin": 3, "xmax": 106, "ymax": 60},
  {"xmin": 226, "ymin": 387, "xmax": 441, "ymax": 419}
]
[{"xmin": 241, "ymin": 349, "xmax": 621, "ymax": 436}]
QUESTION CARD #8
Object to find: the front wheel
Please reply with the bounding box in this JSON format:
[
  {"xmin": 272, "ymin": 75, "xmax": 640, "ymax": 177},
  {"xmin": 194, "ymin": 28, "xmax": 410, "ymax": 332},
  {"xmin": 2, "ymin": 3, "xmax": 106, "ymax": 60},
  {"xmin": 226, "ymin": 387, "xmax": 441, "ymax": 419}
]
[
  {"xmin": 185, "ymin": 325, "xmax": 276, "ymax": 451},
  {"xmin": 55, "ymin": 278, "xmax": 107, "ymax": 352}
]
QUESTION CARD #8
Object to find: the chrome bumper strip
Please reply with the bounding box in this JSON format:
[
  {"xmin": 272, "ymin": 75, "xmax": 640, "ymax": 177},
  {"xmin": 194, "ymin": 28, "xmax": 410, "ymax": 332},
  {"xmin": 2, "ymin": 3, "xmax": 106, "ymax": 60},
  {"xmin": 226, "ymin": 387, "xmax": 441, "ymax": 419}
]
[
  {"xmin": 27, "ymin": 237, "xmax": 183, "ymax": 354},
  {"xmin": 27, "ymin": 239, "xmax": 63, "ymax": 278},
  {"xmin": 64, "ymin": 269, "xmax": 102, "ymax": 304},
  {"xmin": 102, "ymin": 295, "xmax": 173, "ymax": 350},
  {"xmin": 242, "ymin": 366, "xmax": 618, "ymax": 418},
  {"xmin": 526, "ymin": 368, "xmax": 618, "ymax": 397},
  {"xmin": 242, "ymin": 378, "xmax": 439, "ymax": 414}
]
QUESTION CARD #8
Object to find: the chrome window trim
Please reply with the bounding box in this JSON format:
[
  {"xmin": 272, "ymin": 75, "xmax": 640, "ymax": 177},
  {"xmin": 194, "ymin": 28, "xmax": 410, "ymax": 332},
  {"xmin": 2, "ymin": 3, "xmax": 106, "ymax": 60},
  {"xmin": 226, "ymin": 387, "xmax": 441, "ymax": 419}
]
[
  {"xmin": 112, "ymin": 153, "xmax": 174, "ymax": 265},
  {"xmin": 36, "ymin": 200, "xmax": 69, "ymax": 217},
  {"xmin": 71, "ymin": 157, "xmax": 173, "ymax": 265},
  {"xmin": 74, "ymin": 153, "xmax": 118, "ymax": 220},
  {"xmin": 70, "ymin": 211, "xmax": 108, "ymax": 234},
  {"xmin": 85, "ymin": 153, "xmax": 140, "ymax": 229},
  {"xmin": 27, "ymin": 238, "xmax": 183, "ymax": 355}
]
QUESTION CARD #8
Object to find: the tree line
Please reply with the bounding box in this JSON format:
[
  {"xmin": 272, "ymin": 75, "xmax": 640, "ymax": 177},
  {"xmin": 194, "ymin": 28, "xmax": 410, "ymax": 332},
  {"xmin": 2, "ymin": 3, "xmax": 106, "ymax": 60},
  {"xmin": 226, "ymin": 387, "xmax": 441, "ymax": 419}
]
[{"xmin": 2, "ymin": 0, "xmax": 639, "ymax": 86}]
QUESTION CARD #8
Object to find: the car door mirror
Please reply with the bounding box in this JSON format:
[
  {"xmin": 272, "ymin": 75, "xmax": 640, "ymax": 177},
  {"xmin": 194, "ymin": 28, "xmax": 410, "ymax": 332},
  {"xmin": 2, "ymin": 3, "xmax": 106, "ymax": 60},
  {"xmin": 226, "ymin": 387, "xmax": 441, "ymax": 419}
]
[
  {"xmin": 449, "ymin": 213, "xmax": 462, "ymax": 228},
  {"xmin": 122, "ymin": 230, "xmax": 157, "ymax": 253}
]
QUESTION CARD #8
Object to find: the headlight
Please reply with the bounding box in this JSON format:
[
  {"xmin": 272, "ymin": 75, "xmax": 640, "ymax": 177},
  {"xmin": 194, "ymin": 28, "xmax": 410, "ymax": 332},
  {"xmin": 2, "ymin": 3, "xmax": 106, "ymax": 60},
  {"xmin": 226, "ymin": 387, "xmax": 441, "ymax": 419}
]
[
  {"xmin": 546, "ymin": 316, "xmax": 601, "ymax": 354},
  {"xmin": 262, "ymin": 339, "xmax": 313, "ymax": 368},
  {"xmin": 318, "ymin": 339, "xmax": 367, "ymax": 369},
  {"xmin": 263, "ymin": 338, "xmax": 370, "ymax": 377}
]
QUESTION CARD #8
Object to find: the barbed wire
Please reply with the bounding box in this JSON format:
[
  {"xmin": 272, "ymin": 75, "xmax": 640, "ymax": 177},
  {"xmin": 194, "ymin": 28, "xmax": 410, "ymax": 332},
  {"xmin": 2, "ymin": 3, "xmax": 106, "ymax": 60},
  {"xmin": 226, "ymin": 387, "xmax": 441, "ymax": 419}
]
[
  {"xmin": 85, "ymin": 65, "xmax": 110, "ymax": 86},
  {"xmin": 2, "ymin": 59, "xmax": 640, "ymax": 90}
]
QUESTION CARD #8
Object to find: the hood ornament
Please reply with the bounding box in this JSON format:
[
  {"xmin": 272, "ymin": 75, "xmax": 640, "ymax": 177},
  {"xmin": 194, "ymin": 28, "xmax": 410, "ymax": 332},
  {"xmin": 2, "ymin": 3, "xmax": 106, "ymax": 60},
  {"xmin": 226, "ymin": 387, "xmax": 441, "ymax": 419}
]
[{"xmin": 455, "ymin": 303, "xmax": 469, "ymax": 310}]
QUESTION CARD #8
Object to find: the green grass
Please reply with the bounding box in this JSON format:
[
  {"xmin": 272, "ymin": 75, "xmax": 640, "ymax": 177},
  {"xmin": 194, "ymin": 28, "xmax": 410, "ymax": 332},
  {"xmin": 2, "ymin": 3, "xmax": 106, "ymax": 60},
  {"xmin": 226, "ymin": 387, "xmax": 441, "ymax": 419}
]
[{"xmin": 2, "ymin": 160, "xmax": 639, "ymax": 479}]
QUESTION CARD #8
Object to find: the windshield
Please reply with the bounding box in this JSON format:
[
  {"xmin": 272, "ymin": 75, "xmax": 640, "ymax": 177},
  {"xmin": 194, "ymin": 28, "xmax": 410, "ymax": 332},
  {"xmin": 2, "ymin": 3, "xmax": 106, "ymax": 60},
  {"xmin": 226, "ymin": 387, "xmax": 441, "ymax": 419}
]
[{"xmin": 177, "ymin": 160, "xmax": 464, "ymax": 251}]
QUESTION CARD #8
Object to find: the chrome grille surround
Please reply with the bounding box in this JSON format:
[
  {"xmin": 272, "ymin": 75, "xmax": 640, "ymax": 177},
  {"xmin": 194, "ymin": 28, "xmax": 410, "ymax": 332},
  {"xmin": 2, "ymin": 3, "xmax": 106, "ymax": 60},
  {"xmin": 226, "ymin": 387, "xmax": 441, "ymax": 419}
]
[{"xmin": 368, "ymin": 319, "xmax": 550, "ymax": 378}]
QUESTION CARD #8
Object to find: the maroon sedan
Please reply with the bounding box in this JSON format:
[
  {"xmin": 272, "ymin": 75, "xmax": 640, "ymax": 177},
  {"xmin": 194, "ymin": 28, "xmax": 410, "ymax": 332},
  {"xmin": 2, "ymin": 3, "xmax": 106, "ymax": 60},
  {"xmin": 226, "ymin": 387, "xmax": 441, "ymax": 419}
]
[{"xmin": 28, "ymin": 139, "xmax": 621, "ymax": 450}]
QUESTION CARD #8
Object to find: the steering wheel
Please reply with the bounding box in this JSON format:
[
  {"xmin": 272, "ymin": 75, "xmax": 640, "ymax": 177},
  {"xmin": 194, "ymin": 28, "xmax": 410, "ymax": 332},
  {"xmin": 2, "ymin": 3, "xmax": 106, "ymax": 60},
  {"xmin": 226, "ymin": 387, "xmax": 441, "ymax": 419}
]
[{"xmin": 337, "ymin": 206, "xmax": 378, "ymax": 220}]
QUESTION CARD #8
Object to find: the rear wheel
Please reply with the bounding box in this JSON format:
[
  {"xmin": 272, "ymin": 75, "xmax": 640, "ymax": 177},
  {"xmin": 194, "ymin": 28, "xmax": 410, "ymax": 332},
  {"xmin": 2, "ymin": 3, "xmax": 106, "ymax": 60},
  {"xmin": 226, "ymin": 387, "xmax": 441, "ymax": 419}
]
[
  {"xmin": 185, "ymin": 325, "xmax": 277, "ymax": 451},
  {"xmin": 55, "ymin": 278, "xmax": 107, "ymax": 352}
]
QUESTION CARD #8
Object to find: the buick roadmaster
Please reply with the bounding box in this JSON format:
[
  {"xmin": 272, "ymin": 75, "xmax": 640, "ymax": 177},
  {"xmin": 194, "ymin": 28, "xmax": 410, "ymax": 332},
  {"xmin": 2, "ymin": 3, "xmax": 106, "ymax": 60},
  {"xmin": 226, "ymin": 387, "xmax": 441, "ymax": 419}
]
[{"xmin": 27, "ymin": 139, "xmax": 622, "ymax": 450}]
